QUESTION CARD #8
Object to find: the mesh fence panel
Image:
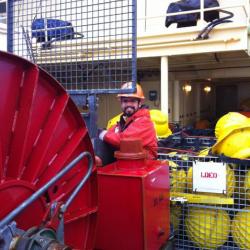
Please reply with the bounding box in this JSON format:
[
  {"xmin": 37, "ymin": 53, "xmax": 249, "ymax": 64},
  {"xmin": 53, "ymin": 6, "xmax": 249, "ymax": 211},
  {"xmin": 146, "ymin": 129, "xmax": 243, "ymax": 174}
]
[
  {"xmin": 158, "ymin": 151, "xmax": 250, "ymax": 250},
  {"xmin": 8, "ymin": 0, "xmax": 136, "ymax": 94}
]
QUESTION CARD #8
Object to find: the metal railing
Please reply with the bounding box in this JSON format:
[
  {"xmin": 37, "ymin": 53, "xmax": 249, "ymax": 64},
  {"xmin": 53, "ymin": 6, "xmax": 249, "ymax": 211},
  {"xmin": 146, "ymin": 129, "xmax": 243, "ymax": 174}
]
[
  {"xmin": 0, "ymin": 152, "xmax": 93, "ymax": 230},
  {"xmin": 8, "ymin": 0, "xmax": 137, "ymax": 94},
  {"xmin": 137, "ymin": 0, "xmax": 248, "ymax": 34},
  {"xmin": 158, "ymin": 150, "xmax": 250, "ymax": 250}
]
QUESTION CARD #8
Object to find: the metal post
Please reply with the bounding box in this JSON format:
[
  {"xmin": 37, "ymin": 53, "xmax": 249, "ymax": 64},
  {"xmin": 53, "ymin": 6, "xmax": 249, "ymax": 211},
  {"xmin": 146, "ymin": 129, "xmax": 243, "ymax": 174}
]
[
  {"xmin": 7, "ymin": 0, "xmax": 13, "ymax": 52},
  {"xmin": 196, "ymin": 84, "xmax": 201, "ymax": 121},
  {"xmin": 173, "ymin": 80, "xmax": 180, "ymax": 124},
  {"xmin": 87, "ymin": 94, "xmax": 98, "ymax": 138},
  {"xmin": 160, "ymin": 56, "xmax": 169, "ymax": 115},
  {"xmin": 57, "ymin": 151, "xmax": 93, "ymax": 243},
  {"xmin": 132, "ymin": 0, "xmax": 137, "ymax": 87},
  {"xmin": 200, "ymin": 0, "xmax": 205, "ymax": 23}
]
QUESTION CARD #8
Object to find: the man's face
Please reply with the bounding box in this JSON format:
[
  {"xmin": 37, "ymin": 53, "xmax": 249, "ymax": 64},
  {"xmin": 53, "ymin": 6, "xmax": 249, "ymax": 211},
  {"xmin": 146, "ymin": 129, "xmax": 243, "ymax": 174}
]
[{"xmin": 120, "ymin": 97, "xmax": 141, "ymax": 117}]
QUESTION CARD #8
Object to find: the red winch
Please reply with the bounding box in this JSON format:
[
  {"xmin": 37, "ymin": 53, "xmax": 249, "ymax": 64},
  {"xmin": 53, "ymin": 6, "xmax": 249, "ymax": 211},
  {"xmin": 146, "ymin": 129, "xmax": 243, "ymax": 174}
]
[{"xmin": 0, "ymin": 51, "xmax": 97, "ymax": 249}]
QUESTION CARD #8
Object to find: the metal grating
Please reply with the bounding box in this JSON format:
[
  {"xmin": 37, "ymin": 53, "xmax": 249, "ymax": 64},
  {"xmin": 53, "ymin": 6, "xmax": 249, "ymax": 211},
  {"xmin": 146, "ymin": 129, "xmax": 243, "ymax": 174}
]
[
  {"xmin": 7, "ymin": 0, "xmax": 136, "ymax": 94},
  {"xmin": 158, "ymin": 151, "xmax": 250, "ymax": 250}
]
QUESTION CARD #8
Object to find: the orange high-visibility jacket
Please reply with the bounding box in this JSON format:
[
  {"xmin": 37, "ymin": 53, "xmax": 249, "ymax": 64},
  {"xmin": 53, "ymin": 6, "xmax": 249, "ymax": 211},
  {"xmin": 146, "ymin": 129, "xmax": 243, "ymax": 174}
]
[{"xmin": 104, "ymin": 108, "xmax": 157, "ymax": 159}]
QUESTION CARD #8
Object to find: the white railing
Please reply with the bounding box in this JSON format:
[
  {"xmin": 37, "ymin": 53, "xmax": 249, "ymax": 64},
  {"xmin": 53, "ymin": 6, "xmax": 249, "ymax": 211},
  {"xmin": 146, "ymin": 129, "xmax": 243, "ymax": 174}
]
[{"xmin": 137, "ymin": 0, "xmax": 249, "ymax": 35}]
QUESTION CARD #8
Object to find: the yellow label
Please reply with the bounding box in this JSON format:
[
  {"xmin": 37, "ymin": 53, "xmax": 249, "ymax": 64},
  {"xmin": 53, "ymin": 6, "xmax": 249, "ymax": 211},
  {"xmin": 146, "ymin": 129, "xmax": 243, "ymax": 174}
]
[{"xmin": 171, "ymin": 192, "xmax": 234, "ymax": 205}]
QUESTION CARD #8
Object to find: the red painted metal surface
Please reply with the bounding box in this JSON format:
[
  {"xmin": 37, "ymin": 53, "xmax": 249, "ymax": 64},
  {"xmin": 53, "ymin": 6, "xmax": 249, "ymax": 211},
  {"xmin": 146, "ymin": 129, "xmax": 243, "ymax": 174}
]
[
  {"xmin": 96, "ymin": 139, "xmax": 170, "ymax": 250},
  {"xmin": 0, "ymin": 51, "xmax": 97, "ymax": 249}
]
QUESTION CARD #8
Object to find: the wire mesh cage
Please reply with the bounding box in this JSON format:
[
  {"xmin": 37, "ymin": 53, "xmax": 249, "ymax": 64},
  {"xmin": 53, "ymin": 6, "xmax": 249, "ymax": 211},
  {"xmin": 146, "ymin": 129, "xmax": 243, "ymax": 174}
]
[
  {"xmin": 7, "ymin": 0, "xmax": 136, "ymax": 94},
  {"xmin": 158, "ymin": 132, "xmax": 216, "ymax": 153},
  {"xmin": 158, "ymin": 151, "xmax": 250, "ymax": 250}
]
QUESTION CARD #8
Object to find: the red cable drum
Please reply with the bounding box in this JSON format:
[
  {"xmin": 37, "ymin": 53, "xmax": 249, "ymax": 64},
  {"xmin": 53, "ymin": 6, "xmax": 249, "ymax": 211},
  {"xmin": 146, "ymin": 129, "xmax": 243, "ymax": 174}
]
[{"xmin": 0, "ymin": 51, "xmax": 97, "ymax": 249}]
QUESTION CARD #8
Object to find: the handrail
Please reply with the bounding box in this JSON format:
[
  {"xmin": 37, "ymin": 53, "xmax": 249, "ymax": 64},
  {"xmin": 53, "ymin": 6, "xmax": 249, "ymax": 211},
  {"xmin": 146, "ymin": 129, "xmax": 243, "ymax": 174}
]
[
  {"xmin": 137, "ymin": 1, "xmax": 248, "ymax": 34},
  {"xmin": 138, "ymin": 3, "xmax": 248, "ymax": 21},
  {"xmin": 0, "ymin": 152, "xmax": 93, "ymax": 230}
]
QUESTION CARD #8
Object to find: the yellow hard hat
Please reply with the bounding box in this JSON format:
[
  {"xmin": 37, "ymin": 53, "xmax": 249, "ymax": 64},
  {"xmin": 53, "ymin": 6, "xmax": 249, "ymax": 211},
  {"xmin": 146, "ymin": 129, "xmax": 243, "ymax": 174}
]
[
  {"xmin": 106, "ymin": 113, "xmax": 121, "ymax": 129},
  {"xmin": 169, "ymin": 160, "xmax": 186, "ymax": 193},
  {"xmin": 244, "ymin": 170, "xmax": 250, "ymax": 201},
  {"xmin": 232, "ymin": 148, "xmax": 250, "ymax": 159},
  {"xmin": 212, "ymin": 118, "xmax": 250, "ymax": 159},
  {"xmin": 117, "ymin": 82, "xmax": 145, "ymax": 99},
  {"xmin": 185, "ymin": 207, "xmax": 230, "ymax": 249},
  {"xmin": 198, "ymin": 148, "xmax": 210, "ymax": 157},
  {"xmin": 231, "ymin": 207, "xmax": 250, "ymax": 249},
  {"xmin": 149, "ymin": 109, "xmax": 172, "ymax": 138},
  {"xmin": 215, "ymin": 112, "xmax": 247, "ymax": 139},
  {"xmin": 170, "ymin": 205, "xmax": 182, "ymax": 232}
]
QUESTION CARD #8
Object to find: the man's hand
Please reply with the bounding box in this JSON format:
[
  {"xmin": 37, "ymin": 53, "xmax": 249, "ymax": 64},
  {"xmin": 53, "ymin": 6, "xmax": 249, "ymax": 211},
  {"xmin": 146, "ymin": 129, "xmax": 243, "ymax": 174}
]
[{"xmin": 98, "ymin": 129, "xmax": 108, "ymax": 141}]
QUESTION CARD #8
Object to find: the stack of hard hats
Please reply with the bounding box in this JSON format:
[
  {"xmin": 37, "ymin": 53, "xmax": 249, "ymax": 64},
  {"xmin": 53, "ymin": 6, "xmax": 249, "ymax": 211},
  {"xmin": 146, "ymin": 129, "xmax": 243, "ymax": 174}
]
[
  {"xmin": 169, "ymin": 161, "xmax": 186, "ymax": 193},
  {"xmin": 106, "ymin": 109, "xmax": 172, "ymax": 138},
  {"xmin": 170, "ymin": 205, "xmax": 182, "ymax": 232},
  {"xmin": 244, "ymin": 170, "xmax": 250, "ymax": 201},
  {"xmin": 185, "ymin": 207, "xmax": 230, "ymax": 249},
  {"xmin": 214, "ymin": 112, "xmax": 247, "ymax": 139},
  {"xmin": 150, "ymin": 109, "xmax": 172, "ymax": 138},
  {"xmin": 212, "ymin": 112, "xmax": 250, "ymax": 159},
  {"xmin": 231, "ymin": 207, "xmax": 250, "ymax": 249}
]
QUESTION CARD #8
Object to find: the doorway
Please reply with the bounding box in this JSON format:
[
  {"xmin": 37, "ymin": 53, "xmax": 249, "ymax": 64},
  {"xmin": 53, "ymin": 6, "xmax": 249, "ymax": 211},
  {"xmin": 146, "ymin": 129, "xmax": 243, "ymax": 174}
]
[{"xmin": 216, "ymin": 85, "xmax": 238, "ymax": 118}]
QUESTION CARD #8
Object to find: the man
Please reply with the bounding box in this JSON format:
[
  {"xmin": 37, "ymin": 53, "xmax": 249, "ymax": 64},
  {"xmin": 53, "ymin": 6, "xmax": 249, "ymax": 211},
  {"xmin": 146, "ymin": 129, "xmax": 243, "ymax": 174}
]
[{"xmin": 99, "ymin": 82, "xmax": 157, "ymax": 159}]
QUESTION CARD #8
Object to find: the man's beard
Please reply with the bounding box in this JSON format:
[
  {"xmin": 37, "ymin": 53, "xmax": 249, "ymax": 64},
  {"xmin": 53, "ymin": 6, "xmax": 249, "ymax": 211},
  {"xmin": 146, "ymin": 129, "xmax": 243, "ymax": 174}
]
[{"xmin": 124, "ymin": 106, "xmax": 136, "ymax": 117}]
